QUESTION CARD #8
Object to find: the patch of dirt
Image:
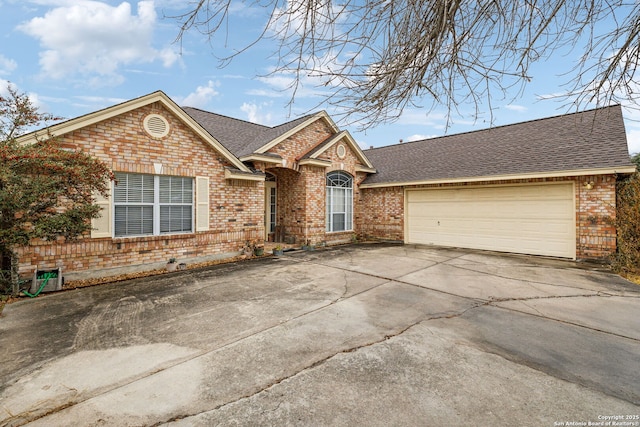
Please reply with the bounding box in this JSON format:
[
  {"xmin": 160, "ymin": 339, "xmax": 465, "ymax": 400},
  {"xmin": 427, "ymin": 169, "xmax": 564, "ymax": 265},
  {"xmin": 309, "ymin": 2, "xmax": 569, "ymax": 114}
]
[
  {"xmin": 62, "ymin": 254, "xmax": 259, "ymax": 290},
  {"xmin": 2, "ymin": 253, "xmax": 270, "ymax": 306}
]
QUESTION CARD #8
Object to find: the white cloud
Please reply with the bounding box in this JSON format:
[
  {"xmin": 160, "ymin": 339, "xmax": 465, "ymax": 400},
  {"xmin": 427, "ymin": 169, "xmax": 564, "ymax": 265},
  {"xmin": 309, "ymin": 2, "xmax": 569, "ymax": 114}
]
[
  {"xmin": 627, "ymin": 128, "xmax": 640, "ymax": 155},
  {"xmin": 240, "ymin": 102, "xmax": 273, "ymax": 125},
  {"xmin": 504, "ymin": 104, "xmax": 527, "ymax": 112},
  {"xmin": 406, "ymin": 134, "xmax": 438, "ymax": 142},
  {"xmin": 620, "ymin": 105, "xmax": 640, "ymax": 155},
  {"xmin": 0, "ymin": 80, "xmax": 51, "ymax": 119},
  {"xmin": 25, "ymin": 91, "xmax": 46, "ymax": 111},
  {"xmin": 253, "ymin": 50, "xmax": 348, "ymax": 100},
  {"xmin": 17, "ymin": 1, "xmax": 179, "ymax": 84},
  {"xmin": 396, "ymin": 109, "xmax": 477, "ymax": 129},
  {"xmin": 245, "ymin": 88, "xmax": 283, "ymax": 98},
  {"xmin": 177, "ymin": 81, "xmax": 220, "ymax": 108},
  {"xmin": 0, "ymin": 55, "xmax": 17, "ymax": 75},
  {"xmin": 255, "ymin": 73, "xmax": 328, "ymax": 99},
  {"xmin": 69, "ymin": 94, "xmax": 129, "ymax": 112},
  {"xmin": 0, "ymin": 79, "xmax": 11, "ymax": 96}
]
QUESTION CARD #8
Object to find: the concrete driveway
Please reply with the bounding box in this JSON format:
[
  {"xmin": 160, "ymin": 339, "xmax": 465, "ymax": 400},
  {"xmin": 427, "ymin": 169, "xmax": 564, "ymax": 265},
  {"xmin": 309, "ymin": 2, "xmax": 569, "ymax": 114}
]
[{"xmin": 1, "ymin": 244, "xmax": 639, "ymax": 426}]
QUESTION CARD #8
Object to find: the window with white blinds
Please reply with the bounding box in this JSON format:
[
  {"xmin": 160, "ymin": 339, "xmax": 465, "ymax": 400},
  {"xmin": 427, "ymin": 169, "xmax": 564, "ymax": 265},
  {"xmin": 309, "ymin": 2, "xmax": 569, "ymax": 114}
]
[
  {"xmin": 159, "ymin": 176, "xmax": 193, "ymax": 233},
  {"xmin": 114, "ymin": 172, "xmax": 193, "ymax": 237},
  {"xmin": 326, "ymin": 171, "xmax": 353, "ymax": 232}
]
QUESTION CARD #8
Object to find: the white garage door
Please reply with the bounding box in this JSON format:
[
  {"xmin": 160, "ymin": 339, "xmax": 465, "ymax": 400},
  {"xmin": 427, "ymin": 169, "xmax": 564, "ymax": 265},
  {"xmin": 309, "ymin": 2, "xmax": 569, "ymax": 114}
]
[{"xmin": 406, "ymin": 183, "xmax": 575, "ymax": 258}]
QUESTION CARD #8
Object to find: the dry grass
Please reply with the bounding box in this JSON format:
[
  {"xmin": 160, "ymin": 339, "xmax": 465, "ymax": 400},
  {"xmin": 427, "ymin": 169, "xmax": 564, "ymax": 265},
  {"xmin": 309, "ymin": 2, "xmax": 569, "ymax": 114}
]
[{"xmin": 621, "ymin": 272, "xmax": 640, "ymax": 286}]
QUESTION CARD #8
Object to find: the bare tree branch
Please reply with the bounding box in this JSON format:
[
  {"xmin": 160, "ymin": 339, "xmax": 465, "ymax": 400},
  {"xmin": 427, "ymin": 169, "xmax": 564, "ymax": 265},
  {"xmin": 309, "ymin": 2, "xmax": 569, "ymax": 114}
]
[{"xmin": 170, "ymin": 0, "xmax": 640, "ymax": 129}]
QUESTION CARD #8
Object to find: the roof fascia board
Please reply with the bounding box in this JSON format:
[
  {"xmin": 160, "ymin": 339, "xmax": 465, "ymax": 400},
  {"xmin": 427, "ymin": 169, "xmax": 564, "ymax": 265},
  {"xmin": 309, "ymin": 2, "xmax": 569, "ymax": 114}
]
[
  {"xmin": 307, "ymin": 130, "xmax": 375, "ymax": 169},
  {"xmin": 298, "ymin": 158, "xmax": 332, "ymax": 167},
  {"xmin": 359, "ymin": 166, "xmax": 637, "ymax": 189},
  {"xmin": 16, "ymin": 91, "xmax": 252, "ymax": 173},
  {"xmin": 239, "ymin": 154, "xmax": 283, "ymax": 165},
  {"xmin": 255, "ymin": 111, "xmax": 339, "ymax": 154},
  {"xmin": 224, "ymin": 168, "xmax": 265, "ymax": 181},
  {"xmin": 17, "ymin": 92, "xmax": 167, "ymax": 143},
  {"xmin": 355, "ymin": 165, "xmax": 377, "ymax": 173}
]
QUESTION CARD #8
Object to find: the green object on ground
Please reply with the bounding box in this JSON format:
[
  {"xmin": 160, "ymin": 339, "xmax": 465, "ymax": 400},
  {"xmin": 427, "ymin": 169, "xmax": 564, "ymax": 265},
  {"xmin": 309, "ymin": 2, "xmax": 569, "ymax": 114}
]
[{"xmin": 22, "ymin": 272, "xmax": 56, "ymax": 298}]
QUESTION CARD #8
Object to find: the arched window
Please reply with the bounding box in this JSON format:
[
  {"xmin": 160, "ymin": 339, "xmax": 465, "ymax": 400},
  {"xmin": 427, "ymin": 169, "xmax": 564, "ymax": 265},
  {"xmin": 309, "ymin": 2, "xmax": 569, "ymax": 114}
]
[{"xmin": 326, "ymin": 171, "xmax": 353, "ymax": 232}]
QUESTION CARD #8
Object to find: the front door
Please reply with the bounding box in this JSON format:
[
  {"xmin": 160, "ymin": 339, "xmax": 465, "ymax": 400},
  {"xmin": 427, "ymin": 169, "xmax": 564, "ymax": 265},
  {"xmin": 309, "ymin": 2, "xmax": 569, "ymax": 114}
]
[{"xmin": 264, "ymin": 181, "xmax": 276, "ymax": 240}]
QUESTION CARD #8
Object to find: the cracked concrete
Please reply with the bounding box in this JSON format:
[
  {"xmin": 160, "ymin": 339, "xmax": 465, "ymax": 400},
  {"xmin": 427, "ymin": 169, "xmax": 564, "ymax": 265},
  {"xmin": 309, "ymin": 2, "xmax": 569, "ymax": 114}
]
[{"xmin": 0, "ymin": 243, "xmax": 638, "ymax": 426}]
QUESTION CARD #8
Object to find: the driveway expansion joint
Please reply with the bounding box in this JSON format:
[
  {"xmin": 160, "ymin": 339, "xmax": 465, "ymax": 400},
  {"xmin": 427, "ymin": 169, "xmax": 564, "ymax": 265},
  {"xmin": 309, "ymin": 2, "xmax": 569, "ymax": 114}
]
[
  {"xmin": 3, "ymin": 245, "xmax": 638, "ymax": 425},
  {"xmin": 152, "ymin": 305, "xmax": 485, "ymax": 426}
]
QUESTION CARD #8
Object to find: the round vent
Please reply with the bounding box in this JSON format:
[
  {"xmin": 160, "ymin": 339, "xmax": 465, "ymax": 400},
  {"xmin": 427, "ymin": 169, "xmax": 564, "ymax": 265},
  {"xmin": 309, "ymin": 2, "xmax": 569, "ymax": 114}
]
[
  {"xmin": 337, "ymin": 144, "xmax": 346, "ymax": 159},
  {"xmin": 143, "ymin": 114, "xmax": 170, "ymax": 138}
]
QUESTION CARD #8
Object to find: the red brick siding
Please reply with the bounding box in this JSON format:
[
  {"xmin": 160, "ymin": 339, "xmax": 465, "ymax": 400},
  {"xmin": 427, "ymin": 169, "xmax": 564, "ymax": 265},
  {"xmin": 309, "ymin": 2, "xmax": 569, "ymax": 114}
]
[
  {"xmin": 576, "ymin": 174, "xmax": 617, "ymax": 259},
  {"xmin": 261, "ymin": 122, "xmax": 372, "ymax": 246},
  {"xmin": 357, "ymin": 186, "xmax": 405, "ymax": 241},
  {"xmin": 267, "ymin": 119, "xmax": 334, "ymax": 166},
  {"xmin": 273, "ymin": 167, "xmax": 306, "ymax": 242},
  {"xmin": 17, "ymin": 102, "xmax": 263, "ymax": 279},
  {"xmin": 358, "ymin": 175, "xmax": 618, "ymax": 260}
]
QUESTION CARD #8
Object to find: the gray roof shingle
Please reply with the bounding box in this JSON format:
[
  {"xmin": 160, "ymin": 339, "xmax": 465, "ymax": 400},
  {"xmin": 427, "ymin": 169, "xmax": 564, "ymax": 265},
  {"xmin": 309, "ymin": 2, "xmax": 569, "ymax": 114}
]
[
  {"xmin": 183, "ymin": 107, "xmax": 313, "ymax": 158},
  {"xmin": 362, "ymin": 105, "xmax": 633, "ymax": 185}
]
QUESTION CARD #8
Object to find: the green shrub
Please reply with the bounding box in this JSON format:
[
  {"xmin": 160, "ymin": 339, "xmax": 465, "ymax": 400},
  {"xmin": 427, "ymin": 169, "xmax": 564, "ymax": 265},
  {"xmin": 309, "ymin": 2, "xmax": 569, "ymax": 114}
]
[{"xmin": 612, "ymin": 172, "xmax": 640, "ymax": 274}]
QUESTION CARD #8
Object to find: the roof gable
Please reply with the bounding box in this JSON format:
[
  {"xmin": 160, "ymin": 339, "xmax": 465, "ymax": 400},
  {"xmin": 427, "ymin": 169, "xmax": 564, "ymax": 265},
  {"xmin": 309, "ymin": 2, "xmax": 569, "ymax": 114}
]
[
  {"xmin": 253, "ymin": 111, "xmax": 339, "ymax": 155},
  {"xmin": 302, "ymin": 130, "xmax": 375, "ymax": 171},
  {"xmin": 184, "ymin": 108, "xmax": 336, "ymax": 159},
  {"xmin": 181, "ymin": 108, "xmax": 377, "ymax": 170},
  {"xmin": 18, "ymin": 91, "xmax": 252, "ymax": 173},
  {"xmin": 362, "ymin": 105, "xmax": 635, "ymax": 186}
]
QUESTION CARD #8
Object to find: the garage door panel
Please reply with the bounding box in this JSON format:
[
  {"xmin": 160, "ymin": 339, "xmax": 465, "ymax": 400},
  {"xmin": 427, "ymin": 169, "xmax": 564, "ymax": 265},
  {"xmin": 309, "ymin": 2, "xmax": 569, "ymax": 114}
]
[
  {"xmin": 406, "ymin": 184, "xmax": 575, "ymax": 258},
  {"xmin": 411, "ymin": 200, "xmax": 573, "ymax": 220}
]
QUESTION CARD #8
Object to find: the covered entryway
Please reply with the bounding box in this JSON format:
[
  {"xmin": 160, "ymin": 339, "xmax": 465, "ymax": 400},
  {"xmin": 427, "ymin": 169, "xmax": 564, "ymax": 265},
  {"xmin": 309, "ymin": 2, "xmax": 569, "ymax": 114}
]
[{"xmin": 405, "ymin": 183, "xmax": 576, "ymax": 258}]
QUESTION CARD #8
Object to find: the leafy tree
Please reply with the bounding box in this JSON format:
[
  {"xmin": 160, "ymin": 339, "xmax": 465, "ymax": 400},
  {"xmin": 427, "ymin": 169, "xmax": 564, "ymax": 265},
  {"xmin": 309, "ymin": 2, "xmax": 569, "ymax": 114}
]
[
  {"xmin": 0, "ymin": 85, "xmax": 113, "ymax": 295},
  {"xmin": 173, "ymin": 0, "xmax": 639, "ymax": 128},
  {"xmin": 631, "ymin": 153, "xmax": 640, "ymax": 169}
]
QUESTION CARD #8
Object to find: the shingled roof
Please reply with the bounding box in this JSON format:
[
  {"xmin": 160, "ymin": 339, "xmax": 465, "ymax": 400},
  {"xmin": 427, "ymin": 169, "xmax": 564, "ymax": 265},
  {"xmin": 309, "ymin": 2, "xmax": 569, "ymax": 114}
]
[
  {"xmin": 183, "ymin": 107, "xmax": 314, "ymax": 158},
  {"xmin": 362, "ymin": 105, "xmax": 634, "ymax": 186}
]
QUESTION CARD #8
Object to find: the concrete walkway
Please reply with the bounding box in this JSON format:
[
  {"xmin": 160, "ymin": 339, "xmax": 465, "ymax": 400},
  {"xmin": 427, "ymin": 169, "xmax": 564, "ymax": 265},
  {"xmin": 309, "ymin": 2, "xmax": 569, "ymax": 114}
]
[{"xmin": 1, "ymin": 244, "xmax": 639, "ymax": 426}]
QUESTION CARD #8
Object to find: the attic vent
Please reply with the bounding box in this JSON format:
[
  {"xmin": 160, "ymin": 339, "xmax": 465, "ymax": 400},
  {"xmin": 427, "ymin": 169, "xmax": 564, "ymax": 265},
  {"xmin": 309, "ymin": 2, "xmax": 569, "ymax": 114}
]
[
  {"xmin": 143, "ymin": 114, "xmax": 170, "ymax": 138},
  {"xmin": 336, "ymin": 144, "xmax": 346, "ymax": 159}
]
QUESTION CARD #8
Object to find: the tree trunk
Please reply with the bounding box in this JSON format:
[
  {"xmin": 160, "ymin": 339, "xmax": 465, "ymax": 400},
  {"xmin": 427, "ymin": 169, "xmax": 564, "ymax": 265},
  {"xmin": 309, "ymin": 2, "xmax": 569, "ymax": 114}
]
[{"xmin": 10, "ymin": 250, "xmax": 20, "ymax": 296}]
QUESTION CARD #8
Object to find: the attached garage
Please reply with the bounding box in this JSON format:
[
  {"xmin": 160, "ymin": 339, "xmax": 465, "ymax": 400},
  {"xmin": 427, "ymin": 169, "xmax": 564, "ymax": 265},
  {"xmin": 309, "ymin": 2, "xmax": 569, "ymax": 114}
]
[
  {"xmin": 405, "ymin": 183, "xmax": 576, "ymax": 259},
  {"xmin": 360, "ymin": 105, "xmax": 635, "ymax": 261}
]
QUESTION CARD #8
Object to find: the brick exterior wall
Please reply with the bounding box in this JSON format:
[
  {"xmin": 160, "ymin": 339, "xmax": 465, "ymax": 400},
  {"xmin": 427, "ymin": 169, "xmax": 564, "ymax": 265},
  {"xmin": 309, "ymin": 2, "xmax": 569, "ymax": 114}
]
[
  {"xmin": 17, "ymin": 102, "xmax": 616, "ymax": 282},
  {"xmin": 272, "ymin": 167, "xmax": 306, "ymax": 243},
  {"xmin": 16, "ymin": 102, "xmax": 264, "ymax": 280},
  {"xmin": 357, "ymin": 186, "xmax": 405, "ymax": 241},
  {"xmin": 267, "ymin": 119, "xmax": 334, "ymax": 167},
  {"xmin": 576, "ymin": 174, "xmax": 617, "ymax": 259},
  {"xmin": 257, "ymin": 119, "xmax": 371, "ymax": 246},
  {"xmin": 358, "ymin": 175, "xmax": 618, "ymax": 261}
]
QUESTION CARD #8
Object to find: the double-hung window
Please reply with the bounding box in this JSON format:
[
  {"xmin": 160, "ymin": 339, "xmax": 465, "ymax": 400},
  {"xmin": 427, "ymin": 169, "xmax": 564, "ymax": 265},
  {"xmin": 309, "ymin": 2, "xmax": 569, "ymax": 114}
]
[
  {"xmin": 114, "ymin": 172, "xmax": 193, "ymax": 237},
  {"xmin": 326, "ymin": 171, "xmax": 353, "ymax": 232}
]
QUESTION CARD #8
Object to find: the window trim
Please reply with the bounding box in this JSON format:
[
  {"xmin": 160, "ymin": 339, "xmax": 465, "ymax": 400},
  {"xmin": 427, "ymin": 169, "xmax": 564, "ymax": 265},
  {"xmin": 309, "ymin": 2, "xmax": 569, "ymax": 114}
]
[
  {"xmin": 113, "ymin": 172, "xmax": 194, "ymax": 238},
  {"xmin": 326, "ymin": 171, "xmax": 353, "ymax": 233}
]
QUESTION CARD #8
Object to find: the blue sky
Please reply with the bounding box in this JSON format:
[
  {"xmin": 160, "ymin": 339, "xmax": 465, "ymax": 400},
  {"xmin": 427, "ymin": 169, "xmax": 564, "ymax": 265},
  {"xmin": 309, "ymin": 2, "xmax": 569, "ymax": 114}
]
[{"xmin": 1, "ymin": 0, "xmax": 639, "ymax": 154}]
